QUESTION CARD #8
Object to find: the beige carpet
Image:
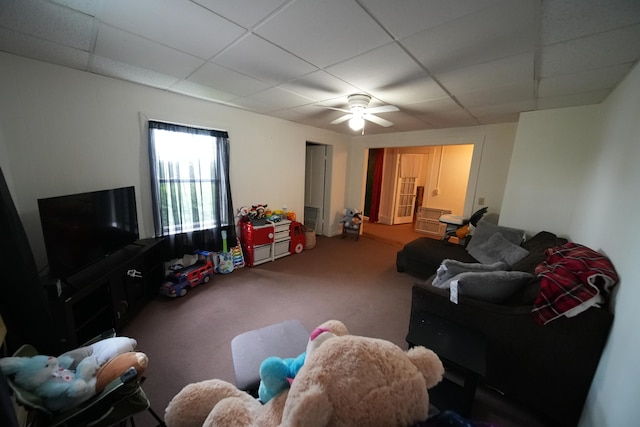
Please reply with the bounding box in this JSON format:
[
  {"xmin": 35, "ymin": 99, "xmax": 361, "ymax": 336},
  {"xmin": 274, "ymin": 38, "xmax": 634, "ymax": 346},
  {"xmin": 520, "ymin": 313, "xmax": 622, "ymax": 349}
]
[{"xmin": 122, "ymin": 233, "xmax": 547, "ymax": 427}]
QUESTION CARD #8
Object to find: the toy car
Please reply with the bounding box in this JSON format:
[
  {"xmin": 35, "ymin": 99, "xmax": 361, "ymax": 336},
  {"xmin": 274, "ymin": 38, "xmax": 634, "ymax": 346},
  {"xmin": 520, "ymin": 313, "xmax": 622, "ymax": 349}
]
[{"xmin": 159, "ymin": 250, "xmax": 214, "ymax": 297}]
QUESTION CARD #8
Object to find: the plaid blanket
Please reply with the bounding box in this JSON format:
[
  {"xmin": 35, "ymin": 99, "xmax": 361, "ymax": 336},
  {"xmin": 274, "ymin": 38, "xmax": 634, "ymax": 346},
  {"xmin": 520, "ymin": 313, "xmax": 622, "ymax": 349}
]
[{"xmin": 532, "ymin": 242, "xmax": 618, "ymax": 325}]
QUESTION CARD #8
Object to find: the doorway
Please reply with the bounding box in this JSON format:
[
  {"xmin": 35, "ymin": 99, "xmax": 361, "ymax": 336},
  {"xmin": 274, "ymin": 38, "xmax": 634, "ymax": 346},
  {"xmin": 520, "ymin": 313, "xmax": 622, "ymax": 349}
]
[
  {"xmin": 364, "ymin": 145, "xmax": 473, "ymax": 227},
  {"xmin": 304, "ymin": 142, "xmax": 327, "ymax": 235}
]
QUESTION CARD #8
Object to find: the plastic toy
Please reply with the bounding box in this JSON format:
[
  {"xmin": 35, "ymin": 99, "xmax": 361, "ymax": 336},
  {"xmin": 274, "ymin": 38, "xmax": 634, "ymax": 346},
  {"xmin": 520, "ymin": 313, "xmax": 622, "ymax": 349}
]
[
  {"xmin": 289, "ymin": 221, "xmax": 306, "ymax": 254},
  {"xmin": 159, "ymin": 250, "xmax": 214, "ymax": 297}
]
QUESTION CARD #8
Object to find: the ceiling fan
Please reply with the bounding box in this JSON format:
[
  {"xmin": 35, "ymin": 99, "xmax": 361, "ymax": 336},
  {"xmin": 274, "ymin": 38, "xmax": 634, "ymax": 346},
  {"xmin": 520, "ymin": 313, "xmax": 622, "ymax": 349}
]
[{"xmin": 324, "ymin": 94, "xmax": 399, "ymax": 132}]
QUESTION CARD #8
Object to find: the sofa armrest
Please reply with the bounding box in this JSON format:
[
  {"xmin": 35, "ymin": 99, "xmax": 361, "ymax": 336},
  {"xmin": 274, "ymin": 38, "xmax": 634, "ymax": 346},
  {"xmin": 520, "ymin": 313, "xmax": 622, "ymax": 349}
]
[{"xmin": 408, "ymin": 281, "xmax": 613, "ymax": 427}]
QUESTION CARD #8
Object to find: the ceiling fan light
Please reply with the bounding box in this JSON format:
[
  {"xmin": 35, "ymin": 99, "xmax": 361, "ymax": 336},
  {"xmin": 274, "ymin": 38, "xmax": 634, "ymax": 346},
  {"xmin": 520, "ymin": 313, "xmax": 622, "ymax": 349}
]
[{"xmin": 349, "ymin": 115, "xmax": 365, "ymax": 131}]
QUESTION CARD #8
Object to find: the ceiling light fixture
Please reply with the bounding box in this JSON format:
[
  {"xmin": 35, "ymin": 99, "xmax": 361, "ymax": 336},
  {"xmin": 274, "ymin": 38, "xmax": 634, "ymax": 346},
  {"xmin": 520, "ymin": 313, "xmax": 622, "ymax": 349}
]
[{"xmin": 348, "ymin": 112, "xmax": 365, "ymax": 131}]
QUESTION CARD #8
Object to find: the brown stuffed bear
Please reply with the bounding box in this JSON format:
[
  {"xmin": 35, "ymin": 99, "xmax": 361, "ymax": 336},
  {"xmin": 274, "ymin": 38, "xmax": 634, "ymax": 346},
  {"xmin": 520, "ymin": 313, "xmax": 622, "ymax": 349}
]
[{"xmin": 164, "ymin": 320, "xmax": 444, "ymax": 427}]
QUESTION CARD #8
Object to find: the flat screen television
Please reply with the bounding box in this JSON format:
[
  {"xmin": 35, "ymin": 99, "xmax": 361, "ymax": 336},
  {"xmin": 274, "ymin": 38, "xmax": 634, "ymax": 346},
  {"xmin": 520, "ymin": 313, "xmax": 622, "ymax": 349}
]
[{"xmin": 38, "ymin": 186, "xmax": 139, "ymax": 279}]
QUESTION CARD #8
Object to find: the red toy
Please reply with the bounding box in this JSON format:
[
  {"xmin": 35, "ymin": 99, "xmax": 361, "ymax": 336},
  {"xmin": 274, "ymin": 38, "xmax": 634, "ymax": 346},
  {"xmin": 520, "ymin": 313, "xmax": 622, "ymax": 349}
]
[
  {"xmin": 159, "ymin": 250, "xmax": 214, "ymax": 297},
  {"xmin": 289, "ymin": 221, "xmax": 306, "ymax": 254}
]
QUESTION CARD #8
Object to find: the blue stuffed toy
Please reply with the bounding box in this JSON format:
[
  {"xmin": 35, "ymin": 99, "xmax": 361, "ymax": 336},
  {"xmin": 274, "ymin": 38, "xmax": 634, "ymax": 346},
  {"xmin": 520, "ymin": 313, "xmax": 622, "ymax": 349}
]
[
  {"xmin": 257, "ymin": 325, "xmax": 339, "ymax": 404},
  {"xmin": 258, "ymin": 352, "xmax": 306, "ymax": 403}
]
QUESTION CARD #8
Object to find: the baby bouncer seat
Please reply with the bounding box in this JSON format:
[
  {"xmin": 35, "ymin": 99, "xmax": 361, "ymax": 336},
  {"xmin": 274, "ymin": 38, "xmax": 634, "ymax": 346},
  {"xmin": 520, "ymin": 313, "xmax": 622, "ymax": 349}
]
[{"xmin": 2, "ymin": 329, "xmax": 165, "ymax": 427}]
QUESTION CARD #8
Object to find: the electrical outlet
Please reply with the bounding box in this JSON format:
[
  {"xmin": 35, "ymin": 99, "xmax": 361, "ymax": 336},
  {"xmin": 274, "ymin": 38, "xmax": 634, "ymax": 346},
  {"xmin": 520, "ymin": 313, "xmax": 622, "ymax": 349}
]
[{"xmin": 478, "ymin": 197, "xmax": 485, "ymax": 205}]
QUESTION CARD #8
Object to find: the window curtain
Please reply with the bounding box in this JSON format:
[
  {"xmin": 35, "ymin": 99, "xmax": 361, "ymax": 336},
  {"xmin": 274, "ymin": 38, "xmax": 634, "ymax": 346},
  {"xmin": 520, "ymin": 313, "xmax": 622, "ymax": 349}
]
[{"xmin": 148, "ymin": 121, "xmax": 237, "ymax": 259}]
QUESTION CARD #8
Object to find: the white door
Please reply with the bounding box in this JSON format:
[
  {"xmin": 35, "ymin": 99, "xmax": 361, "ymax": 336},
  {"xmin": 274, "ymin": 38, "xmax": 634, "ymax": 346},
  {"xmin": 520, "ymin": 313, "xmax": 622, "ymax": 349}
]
[
  {"xmin": 393, "ymin": 176, "xmax": 417, "ymax": 224},
  {"xmin": 393, "ymin": 154, "xmax": 423, "ymax": 224},
  {"xmin": 304, "ymin": 144, "xmax": 326, "ymax": 234}
]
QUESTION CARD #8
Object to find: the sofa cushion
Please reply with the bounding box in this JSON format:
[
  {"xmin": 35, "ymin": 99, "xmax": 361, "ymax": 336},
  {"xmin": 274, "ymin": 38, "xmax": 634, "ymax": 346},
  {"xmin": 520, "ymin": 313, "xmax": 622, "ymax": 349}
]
[
  {"xmin": 466, "ymin": 219, "xmax": 525, "ymax": 253},
  {"xmin": 511, "ymin": 231, "xmax": 569, "ymax": 274},
  {"xmin": 467, "ymin": 232, "xmax": 530, "ymax": 266},
  {"xmin": 432, "ymin": 259, "xmax": 506, "ymax": 289},
  {"xmin": 451, "ymin": 270, "xmax": 535, "ymax": 303}
]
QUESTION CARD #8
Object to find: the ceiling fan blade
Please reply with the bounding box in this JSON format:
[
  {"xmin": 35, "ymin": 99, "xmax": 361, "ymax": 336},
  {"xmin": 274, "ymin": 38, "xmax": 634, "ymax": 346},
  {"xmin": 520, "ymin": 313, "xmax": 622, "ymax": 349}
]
[
  {"xmin": 365, "ymin": 105, "xmax": 399, "ymax": 114},
  {"xmin": 330, "ymin": 114, "xmax": 353, "ymax": 125},
  {"xmin": 363, "ymin": 114, "xmax": 394, "ymax": 127}
]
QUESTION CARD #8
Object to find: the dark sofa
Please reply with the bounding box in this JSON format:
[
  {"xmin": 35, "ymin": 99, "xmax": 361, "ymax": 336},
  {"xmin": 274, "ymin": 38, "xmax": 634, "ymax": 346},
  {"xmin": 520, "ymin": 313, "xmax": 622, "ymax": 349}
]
[{"xmin": 398, "ymin": 227, "xmax": 614, "ymax": 427}]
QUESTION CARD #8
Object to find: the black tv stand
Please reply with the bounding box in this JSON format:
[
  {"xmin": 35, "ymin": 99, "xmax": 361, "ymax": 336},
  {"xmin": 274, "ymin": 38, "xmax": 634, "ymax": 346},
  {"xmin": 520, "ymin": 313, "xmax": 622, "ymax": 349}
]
[{"xmin": 47, "ymin": 237, "xmax": 166, "ymax": 350}]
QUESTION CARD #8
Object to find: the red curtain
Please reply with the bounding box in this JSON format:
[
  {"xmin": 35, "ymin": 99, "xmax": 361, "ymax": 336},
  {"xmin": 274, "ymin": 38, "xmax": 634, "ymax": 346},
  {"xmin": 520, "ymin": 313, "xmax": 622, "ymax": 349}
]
[{"xmin": 369, "ymin": 148, "xmax": 384, "ymax": 223}]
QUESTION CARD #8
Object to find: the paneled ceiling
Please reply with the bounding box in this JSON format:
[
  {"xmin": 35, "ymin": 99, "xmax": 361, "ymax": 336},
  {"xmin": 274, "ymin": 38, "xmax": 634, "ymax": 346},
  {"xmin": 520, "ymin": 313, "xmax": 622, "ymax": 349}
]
[{"xmin": 1, "ymin": 0, "xmax": 639, "ymax": 135}]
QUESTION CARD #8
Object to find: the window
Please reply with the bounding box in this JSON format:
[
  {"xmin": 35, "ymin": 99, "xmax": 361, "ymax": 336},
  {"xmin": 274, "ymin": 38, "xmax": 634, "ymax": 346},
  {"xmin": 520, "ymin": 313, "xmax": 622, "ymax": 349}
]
[{"xmin": 148, "ymin": 121, "xmax": 236, "ymax": 253}]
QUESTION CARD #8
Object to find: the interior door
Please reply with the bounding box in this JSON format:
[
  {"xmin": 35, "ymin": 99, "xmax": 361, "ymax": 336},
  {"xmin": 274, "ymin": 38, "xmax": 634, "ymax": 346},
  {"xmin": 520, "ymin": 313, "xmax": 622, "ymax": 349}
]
[
  {"xmin": 393, "ymin": 154, "xmax": 423, "ymax": 224},
  {"xmin": 393, "ymin": 176, "xmax": 417, "ymax": 224},
  {"xmin": 304, "ymin": 144, "xmax": 326, "ymax": 234}
]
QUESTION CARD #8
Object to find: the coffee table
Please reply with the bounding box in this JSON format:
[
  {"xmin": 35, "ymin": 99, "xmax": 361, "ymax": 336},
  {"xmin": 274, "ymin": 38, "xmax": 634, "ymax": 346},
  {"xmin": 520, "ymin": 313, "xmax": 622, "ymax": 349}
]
[{"xmin": 406, "ymin": 311, "xmax": 487, "ymax": 416}]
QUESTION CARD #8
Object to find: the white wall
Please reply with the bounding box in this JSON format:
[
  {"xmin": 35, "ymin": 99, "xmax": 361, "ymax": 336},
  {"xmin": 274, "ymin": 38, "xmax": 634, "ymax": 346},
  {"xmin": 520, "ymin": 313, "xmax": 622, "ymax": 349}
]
[
  {"xmin": 0, "ymin": 53, "xmax": 350, "ymax": 268},
  {"xmin": 501, "ymin": 62, "xmax": 640, "ymax": 426},
  {"xmin": 347, "ymin": 123, "xmax": 518, "ymax": 219},
  {"xmin": 500, "ymin": 105, "xmax": 601, "ymax": 237}
]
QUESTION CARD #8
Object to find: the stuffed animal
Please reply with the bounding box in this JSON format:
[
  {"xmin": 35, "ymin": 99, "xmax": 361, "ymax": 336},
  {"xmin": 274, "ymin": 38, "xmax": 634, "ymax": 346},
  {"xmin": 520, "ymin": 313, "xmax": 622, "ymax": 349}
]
[
  {"xmin": 0, "ymin": 353, "xmax": 99, "ymax": 412},
  {"xmin": 340, "ymin": 208, "xmax": 362, "ymax": 230},
  {"xmin": 164, "ymin": 320, "xmax": 444, "ymax": 427},
  {"xmin": 0, "ymin": 336, "xmax": 140, "ymax": 412},
  {"xmin": 257, "ymin": 321, "xmax": 345, "ymax": 404}
]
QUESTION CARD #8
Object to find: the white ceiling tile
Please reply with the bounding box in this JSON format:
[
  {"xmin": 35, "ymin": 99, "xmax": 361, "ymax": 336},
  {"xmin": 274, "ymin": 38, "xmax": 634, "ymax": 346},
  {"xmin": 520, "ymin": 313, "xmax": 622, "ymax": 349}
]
[
  {"xmin": 90, "ymin": 55, "xmax": 180, "ymax": 89},
  {"xmin": 416, "ymin": 109, "xmax": 480, "ymax": 128},
  {"xmin": 540, "ymin": 24, "xmax": 640, "ymax": 78},
  {"xmin": 0, "ymin": 0, "xmax": 95, "ymax": 51},
  {"xmin": 2, "ymin": 0, "xmax": 638, "ymax": 135},
  {"xmin": 226, "ymin": 96, "xmax": 274, "ymax": 114},
  {"xmin": 326, "ymin": 43, "xmax": 426, "ymax": 92},
  {"xmin": 213, "ymin": 34, "xmax": 317, "ymax": 84},
  {"xmin": 193, "ymin": 0, "xmax": 289, "ymax": 29},
  {"xmin": 369, "ymin": 76, "xmax": 449, "ymax": 105},
  {"xmin": 455, "ymin": 82, "xmax": 534, "ymax": 108},
  {"xmin": 537, "ymin": 89, "xmax": 611, "ymax": 110},
  {"xmin": 437, "ymin": 53, "xmax": 534, "ymax": 95},
  {"xmin": 100, "ymin": 0, "xmax": 245, "ymax": 59},
  {"xmin": 401, "ymin": 0, "xmax": 537, "ymax": 74},
  {"xmin": 404, "ymin": 97, "xmax": 462, "ymax": 114},
  {"xmin": 468, "ymin": 99, "xmax": 534, "ymax": 117},
  {"xmin": 541, "ymin": 0, "xmax": 640, "ymax": 45},
  {"xmin": 169, "ymin": 80, "xmax": 237, "ymax": 103},
  {"xmin": 538, "ymin": 64, "xmax": 633, "ymax": 97},
  {"xmin": 52, "ymin": 0, "xmax": 103, "ymax": 17},
  {"xmin": 360, "ymin": 0, "xmax": 502, "ymax": 40},
  {"xmin": 188, "ymin": 62, "xmax": 270, "ymax": 97},
  {"xmin": 244, "ymin": 87, "xmax": 315, "ymax": 110},
  {"xmin": 94, "ymin": 24, "xmax": 205, "ymax": 78},
  {"xmin": 0, "ymin": 28, "xmax": 90, "ymax": 70},
  {"xmin": 278, "ymin": 70, "xmax": 361, "ymax": 102},
  {"xmin": 254, "ymin": 0, "xmax": 392, "ymax": 67},
  {"xmin": 476, "ymin": 112, "xmax": 520, "ymax": 125}
]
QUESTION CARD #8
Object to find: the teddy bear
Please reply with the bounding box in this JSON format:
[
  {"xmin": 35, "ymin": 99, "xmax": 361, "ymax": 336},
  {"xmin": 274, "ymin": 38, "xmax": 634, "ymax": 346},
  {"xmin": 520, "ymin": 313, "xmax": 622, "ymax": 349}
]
[
  {"xmin": 0, "ymin": 336, "xmax": 143, "ymax": 413},
  {"xmin": 257, "ymin": 320, "xmax": 347, "ymax": 404},
  {"xmin": 0, "ymin": 353, "xmax": 99, "ymax": 412},
  {"xmin": 164, "ymin": 320, "xmax": 444, "ymax": 427}
]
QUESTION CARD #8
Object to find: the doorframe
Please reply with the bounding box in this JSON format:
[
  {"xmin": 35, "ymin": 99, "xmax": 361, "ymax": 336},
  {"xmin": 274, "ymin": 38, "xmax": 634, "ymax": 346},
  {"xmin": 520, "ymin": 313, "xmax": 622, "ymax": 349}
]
[
  {"xmin": 305, "ymin": 141, "xmax": 332, "ymax": 236},
  {"xmin": 360, "ymin": 139, "xmax": 484, "ymax": 223}
]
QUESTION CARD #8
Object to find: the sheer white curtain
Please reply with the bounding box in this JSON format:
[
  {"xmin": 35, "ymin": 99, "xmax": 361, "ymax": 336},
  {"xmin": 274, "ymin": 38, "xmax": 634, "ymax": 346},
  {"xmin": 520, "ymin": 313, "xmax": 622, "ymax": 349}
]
[{"xmin": 148, "ymin": 121, "xmax": 235, "ymax": 257}]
